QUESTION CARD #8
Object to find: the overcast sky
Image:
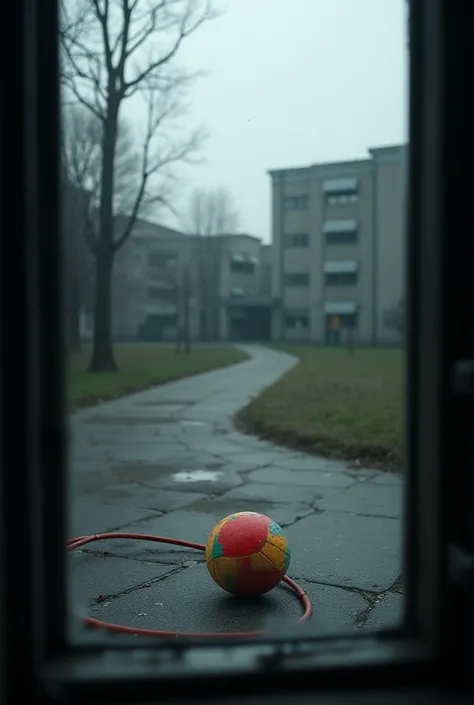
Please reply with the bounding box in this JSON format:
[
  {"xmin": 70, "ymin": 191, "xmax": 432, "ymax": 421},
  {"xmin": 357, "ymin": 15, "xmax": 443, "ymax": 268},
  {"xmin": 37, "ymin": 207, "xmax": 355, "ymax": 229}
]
[{"xmin": 126, "ymin": 0, "xmax": 408, "ymax": 242}]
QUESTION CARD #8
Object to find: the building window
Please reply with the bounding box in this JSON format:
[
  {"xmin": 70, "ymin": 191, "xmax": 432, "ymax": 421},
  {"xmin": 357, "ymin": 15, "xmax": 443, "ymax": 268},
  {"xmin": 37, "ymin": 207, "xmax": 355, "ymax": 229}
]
[
  {"xmin": 284, "ymin": 195, "xmax": 309, "ymax": 211},
  {"xmin": 326, "ymin": 230, "xmax": 358, "ymax": 245},
  {"xmin": 231, "ymin": 260, "xmax": 254, "ymax": 274},
  {"xmin": 327, "ymin": 193, "xmax": 358, "ymax": 206},
  {"xmin": 284, "ymin": 273, "xmax": 310, "ymax": 286},
  {"xmin": 285, "ymin": 233, "xmax": 309, "ymax": 247},
  {"xmin": 326, "ymin": 312, "xmax": 358, "ymax": 329},
  {"xmin": 285, "ymin": 311, "xmax": 309, "ymax": 329},
  {"xmin": 325, "ymin": 272, "xmax": 358, "ymax": 286},
  {"xmin": 147, "ymin": 286, "xmax": 162, "ymax": 299},
  {"xmin": 148, "ymin": 252, "xmax": 177, "ymax": 268},
  {"xmin": 230, "ymin": 253, "xmax": 258, "ymax": 273}
]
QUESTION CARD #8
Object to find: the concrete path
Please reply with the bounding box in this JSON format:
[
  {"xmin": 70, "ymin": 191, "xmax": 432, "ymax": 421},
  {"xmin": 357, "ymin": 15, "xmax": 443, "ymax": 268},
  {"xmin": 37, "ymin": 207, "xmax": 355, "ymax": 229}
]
[{"xmin": 69, "ymin": 345, "xmax": 403, "ymax": 640}]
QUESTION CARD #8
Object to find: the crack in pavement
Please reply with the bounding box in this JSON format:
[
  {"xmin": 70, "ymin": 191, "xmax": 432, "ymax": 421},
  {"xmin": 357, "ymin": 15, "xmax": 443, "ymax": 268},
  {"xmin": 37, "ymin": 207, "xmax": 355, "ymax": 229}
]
[
  {"xmin": 293, "ymin": 572, "xmax": 403, "ymax": 630},
  {"xmin": 81, "ymin": 546, "xmax": 203, "ymax": 567},
  {"xmin": 87, "ymin": 562, "xmax": 192, "ymax": 607}
]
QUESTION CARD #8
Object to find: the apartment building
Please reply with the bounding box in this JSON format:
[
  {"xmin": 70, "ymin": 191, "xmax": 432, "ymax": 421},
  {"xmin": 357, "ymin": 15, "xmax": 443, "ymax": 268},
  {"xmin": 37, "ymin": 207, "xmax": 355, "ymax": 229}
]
[
  {"xmin": 80, "ymin": 217, "xmax": 271, "ymax": 342},
  {"xmin": 269, "ymin": 144, "xmax": 407, "ymax": 345}
]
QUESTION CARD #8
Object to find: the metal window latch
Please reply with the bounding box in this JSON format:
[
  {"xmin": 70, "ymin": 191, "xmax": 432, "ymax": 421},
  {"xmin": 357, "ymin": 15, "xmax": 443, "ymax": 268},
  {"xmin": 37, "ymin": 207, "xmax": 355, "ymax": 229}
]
[
  {"xmin": 451, "ymin": 359, "xmax": 474, "ymax": 396},
  {"xmin": 449, "ymin": 544, "xmax": 474, "ymax": 591}
]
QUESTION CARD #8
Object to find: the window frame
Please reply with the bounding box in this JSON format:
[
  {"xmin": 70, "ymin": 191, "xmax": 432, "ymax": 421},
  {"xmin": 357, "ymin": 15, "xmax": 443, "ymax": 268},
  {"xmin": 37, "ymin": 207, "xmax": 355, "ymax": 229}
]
[
  {"xmin": 325, "ymin": 230, "xmax": 358, "ymax": 245},
  {"xmin": 284, "ymin": 310, "xmax": 310, "ymax": 329},
  {"xmin": 284, "ymin": 273, "xmax": 310, "ymax": 287},
  {"xmin": 325, "ymin": 272, "xmax": 358, "ymax": 287},
  {"xmin": 326, "ymin": 192, "xmax": 359, "ymax": 206},
  {"xmin": 1, "ymin": 0, "xmax": 473, "ymax": 702},
  {"xmin": 285, "ymin": 233, "xmax": 310, "ymax": 247},
  {"xmin": 284, "ymin": 195, "xmax": 310, "ymax": 211}
]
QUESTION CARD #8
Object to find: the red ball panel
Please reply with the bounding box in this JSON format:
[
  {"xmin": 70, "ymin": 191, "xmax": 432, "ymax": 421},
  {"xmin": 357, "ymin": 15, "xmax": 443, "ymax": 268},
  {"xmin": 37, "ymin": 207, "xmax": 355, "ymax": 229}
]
[
  {"xmin": 217, "ymin": 512, "xmax": 268, "ymax": 558},
  {"xmin": 235, "ymin": 562, "xmax": 283, "ymax": 596}
]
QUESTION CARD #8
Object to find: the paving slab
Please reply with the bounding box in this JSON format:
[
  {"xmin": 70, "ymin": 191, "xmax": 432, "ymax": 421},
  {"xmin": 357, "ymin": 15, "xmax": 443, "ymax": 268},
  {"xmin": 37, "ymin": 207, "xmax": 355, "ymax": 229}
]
[
  {"xmin": 248, "ymin": 466, "xmax": 357, "ymax": 489},
  {"xmin": 370, "ymin": 472, "xmax": 404, "ymax": 486},
  {"xmin": 285, "ymin": 512, "xmax": 402, "ymax": 592},
  {"xmin": 80, "ymin": 483, "xmax": 206, "ymax": 512},
  {"xmin": 98, "ymin": 510, "xmax": 220, "ymax": 563},
  {"xmin": 220, "ymin": 482, "xmax": 329, "ymax": 506},
  {"xmin": 318, "ymin": 482, "xmax": 403, "ymax": 518},
  {"xmin": 69, "ymin": 552, "xmax": 177, "ymax": 608},
  {"xmin": 272, "ymin": 455, "xmax": 351, "ymax": 473},
  {"xmin": 363, "ymin": 592, "xmax": 404, "ymax": 630},
  {"xmin": 69, "ymin": 497, "xmax": 161, "ymax": 537},
  {"xmin": 187, "ymin": 496, "xmax": 314, "ymax": 528}
]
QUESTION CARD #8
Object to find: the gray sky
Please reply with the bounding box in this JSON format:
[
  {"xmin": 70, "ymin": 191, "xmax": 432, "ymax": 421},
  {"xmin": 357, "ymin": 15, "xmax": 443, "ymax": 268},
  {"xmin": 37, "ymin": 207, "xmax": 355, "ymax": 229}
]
[{"xmin": 128, "ymin": 0, "xmax": 408, "ymax": 242}]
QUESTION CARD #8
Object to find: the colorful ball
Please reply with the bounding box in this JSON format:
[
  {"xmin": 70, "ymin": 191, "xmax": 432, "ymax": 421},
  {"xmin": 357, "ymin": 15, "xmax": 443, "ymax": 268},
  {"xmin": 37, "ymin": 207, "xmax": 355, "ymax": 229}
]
[{"xmin": 205, "ymin": 511, "xmax": 291, "ymax": 596}]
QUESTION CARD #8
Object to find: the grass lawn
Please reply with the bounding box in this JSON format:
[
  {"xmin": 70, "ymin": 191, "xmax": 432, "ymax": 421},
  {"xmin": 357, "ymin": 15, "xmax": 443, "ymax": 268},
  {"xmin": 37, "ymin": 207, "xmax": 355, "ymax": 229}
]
[
  {"xmin": 237, "ymin": 345, "xmax": 404, "ymax": 470},
  {"xmin": 69, "ymin": 345, "xmax": 248, "ymax": 409}
]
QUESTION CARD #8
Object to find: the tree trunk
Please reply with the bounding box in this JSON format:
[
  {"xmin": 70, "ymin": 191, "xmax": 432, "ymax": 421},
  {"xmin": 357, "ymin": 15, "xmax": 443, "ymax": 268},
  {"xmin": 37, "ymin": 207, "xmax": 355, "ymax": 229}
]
[
  {"xmin": 68, "ymin": 302, "xmax": 81, "ymax": 352},
  {"xmin": 68, "ymin": 247, "xmax": 82, "ymax": 351},
  {"xmin": 89, "ymin": 105, "xmax": 119, "ymax": 372},
  {"xmin": 89, "ymin": 249, "xmax": 116, "ymax": 370},
  {"xmin": 184, "ymin": 283, "xmax": 191, "ymax": 353}
]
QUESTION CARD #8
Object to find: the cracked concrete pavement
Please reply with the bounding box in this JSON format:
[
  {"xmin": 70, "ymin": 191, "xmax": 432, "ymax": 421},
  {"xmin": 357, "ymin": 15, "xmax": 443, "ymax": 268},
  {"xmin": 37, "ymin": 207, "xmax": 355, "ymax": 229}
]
[{"xmin": 69, "ymin": 344, "xmax": 404, "ymax": 639}]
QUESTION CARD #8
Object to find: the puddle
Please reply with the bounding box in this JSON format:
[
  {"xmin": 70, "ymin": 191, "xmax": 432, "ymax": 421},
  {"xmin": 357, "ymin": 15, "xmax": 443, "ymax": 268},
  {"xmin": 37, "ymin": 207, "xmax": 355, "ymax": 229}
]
[{"xmin": 172, "ymin": 470, "xmax": 222, "ymax": 483}]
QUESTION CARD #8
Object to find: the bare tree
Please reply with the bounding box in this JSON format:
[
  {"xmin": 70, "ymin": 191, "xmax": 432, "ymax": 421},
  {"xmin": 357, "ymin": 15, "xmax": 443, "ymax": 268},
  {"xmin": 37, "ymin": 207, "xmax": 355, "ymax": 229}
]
[
  {"xmin": 183, "ymin": 187, "xmax": 240, "ymax": 340},
  {"xmin": 60, "ymin": 0, "xmax": 216, "ymax": 371},
  {"xmin": 186, "ymin": 187, "xmax": 240, "ymax": 236},
  {"xmin": 62, "ymin": 104, "xmax": 143, "ymax": 244},
  {"xmin": 61, "ymin": 174, "xmax": 94, "ymax": 351}
]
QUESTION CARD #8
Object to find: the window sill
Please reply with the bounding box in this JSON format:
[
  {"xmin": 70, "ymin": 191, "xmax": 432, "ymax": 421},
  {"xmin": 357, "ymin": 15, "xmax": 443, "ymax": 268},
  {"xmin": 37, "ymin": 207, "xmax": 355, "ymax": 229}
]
[{"xmin": 43, "ymin": 633, "xmax": 454, "ymax": 701}]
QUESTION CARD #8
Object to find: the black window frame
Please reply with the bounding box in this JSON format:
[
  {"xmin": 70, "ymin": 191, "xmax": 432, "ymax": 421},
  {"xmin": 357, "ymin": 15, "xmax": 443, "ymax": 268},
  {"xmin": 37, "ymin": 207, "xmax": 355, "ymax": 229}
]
[{"xmin": 2, "ymin": 0, "xmax": 474, "ymax": 703}]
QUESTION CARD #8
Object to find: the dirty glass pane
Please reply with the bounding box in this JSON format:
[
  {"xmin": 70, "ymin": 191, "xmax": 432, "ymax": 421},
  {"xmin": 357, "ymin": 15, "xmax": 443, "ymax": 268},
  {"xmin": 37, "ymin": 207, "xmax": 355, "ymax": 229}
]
[{"xmin": 61, "ymin": 0, "xmax": 408, "ymax": 645}]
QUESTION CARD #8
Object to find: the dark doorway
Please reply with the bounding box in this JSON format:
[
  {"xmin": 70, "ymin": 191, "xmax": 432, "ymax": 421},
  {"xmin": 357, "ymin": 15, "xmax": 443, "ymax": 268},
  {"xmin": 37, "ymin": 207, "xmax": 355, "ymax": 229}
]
[
  {"xmin": 229, "ymin": 306, "xmax": 271, "ymax": 341},
  {"xmin": 138, "ymin": 313, "xmax": 177, "ymax": 341}
]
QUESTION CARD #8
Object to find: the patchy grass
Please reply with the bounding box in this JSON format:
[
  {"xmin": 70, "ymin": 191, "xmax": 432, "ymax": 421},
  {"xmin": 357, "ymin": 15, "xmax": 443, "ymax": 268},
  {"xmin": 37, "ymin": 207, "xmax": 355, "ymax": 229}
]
[
  {"xmin": 69, "ymin": 344, "xmax": 248, "ymax": 409},
  {"xmin": 237, "ymin": 345, "xmax": 404, "ymax": 470}
]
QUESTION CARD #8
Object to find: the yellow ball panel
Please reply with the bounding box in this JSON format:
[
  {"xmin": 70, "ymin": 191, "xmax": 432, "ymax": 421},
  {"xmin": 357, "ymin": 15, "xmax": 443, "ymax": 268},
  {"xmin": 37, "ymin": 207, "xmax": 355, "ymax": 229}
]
[
  {"xmin": 259, "ymin": 543, "xmax": 288, "ymax": 573},
  {"xmin": 209, "ymin": 556, "xmax": 242, "ymax": 592},
  {"xmin": 266, "ymin": 532, "xmax": 289, "ymax": 554}
]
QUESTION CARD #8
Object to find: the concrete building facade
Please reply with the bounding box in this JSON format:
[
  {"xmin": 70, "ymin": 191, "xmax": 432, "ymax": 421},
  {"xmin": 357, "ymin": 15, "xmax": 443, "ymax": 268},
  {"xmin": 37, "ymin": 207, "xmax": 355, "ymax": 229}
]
[
  {"xmin": 81, "ymin": 219, "xmax": 273, "ymax": 342},
  {"xmin": 269, "ymin": 144, "xmax": 407, "ymax": 345},
  {"xmin": 80, "ymin": 143, "xmax": 406, "ymax": 345}
]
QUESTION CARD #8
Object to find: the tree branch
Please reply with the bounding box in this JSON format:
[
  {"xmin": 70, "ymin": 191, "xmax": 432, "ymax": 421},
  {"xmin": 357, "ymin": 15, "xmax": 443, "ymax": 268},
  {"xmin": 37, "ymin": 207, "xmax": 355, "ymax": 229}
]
[{"xmin": 123, "ymin": 0, "xmax": 216, "ymax": 96}]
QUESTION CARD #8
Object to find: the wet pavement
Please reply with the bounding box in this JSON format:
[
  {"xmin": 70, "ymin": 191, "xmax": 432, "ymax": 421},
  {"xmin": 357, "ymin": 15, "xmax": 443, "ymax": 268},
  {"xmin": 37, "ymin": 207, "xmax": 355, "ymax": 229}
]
[{"xmin": 68, "ymin": 345, "xmax": 403, "ymax": 641}]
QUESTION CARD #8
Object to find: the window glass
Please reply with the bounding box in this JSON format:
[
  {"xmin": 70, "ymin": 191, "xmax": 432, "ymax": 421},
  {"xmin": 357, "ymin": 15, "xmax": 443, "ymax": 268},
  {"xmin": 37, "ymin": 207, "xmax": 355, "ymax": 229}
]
[{"xmin": 61, "ymin": 0, "xmax": 407, "ymax": 650}]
